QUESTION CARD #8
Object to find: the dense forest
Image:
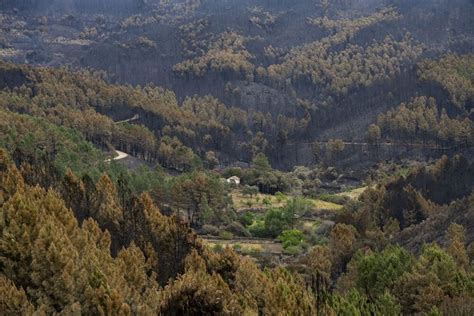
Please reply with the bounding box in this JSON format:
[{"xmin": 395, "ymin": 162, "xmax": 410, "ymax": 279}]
[{"xmin": 0, "ymin": 0, "xmax": 473, "ymax": 315}]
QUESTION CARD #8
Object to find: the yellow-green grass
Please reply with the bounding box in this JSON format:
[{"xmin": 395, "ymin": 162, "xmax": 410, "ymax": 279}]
[
  {"xmin": 312, "ymin": 199, "xmax": 343, "ymax": 210},
  {"xmin": 203, "ymin": 239, "xmax": 282, "ymax": 254},
  {"xmin": 336, "ymin": 186, "xmax": 367, "ymax": 200}
]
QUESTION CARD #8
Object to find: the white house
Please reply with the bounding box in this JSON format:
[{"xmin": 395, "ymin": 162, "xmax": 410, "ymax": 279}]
[{"xmin": 226, "ymin": 176, "xmax": 241, "ymax": 185}]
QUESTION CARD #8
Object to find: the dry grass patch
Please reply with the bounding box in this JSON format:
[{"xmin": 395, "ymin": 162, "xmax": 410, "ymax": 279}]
[{"xmin": 203, "ymin": 238, "xmax": 281, "ymax": 254}]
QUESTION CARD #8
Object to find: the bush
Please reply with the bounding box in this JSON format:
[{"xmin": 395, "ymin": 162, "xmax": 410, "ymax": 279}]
[
  {"xmin": 313, "ymin": 236, "xmax": 329, "ymax": 246},
  {"xmin": 201, "ymin": 224, "xmax": 220, "ymax": 236},
  {"xmin": 233, "ymin": 243, "xmax": 242, "ymax": 251},
  {"xmin": 243, "ymin": 185, "xmax": 259, "ymax": 197},
  {"xmin": 278, "ymin": 229, "xmax": 305, "ymax": 249},
  {"xmin": 318, "ymin": 193, "xmax": 350, "ymax": 205},
  {"xmin": 248, "ymin": 219, "xmax": 267, "ymax": 238},
  {"xmin": 239, "ymin": 212, "xmax": 255, "ymax": 227},
  {"xmin": 212, "ymin": 244, "xmax": 224, "ymax": 252},
  {"xmin": 285, "ymin": 198, "xmax": 314, "ymax": 216},
  {"xmin": 275, "ymin": 191, "xmax": 286, "ymax": 203},
  {"xmin": 283, "ymin": 245, "xmax": 303, "ymax": 255},
  {"xmin": 225, "ymin": 221, "xmax": 251, "ymax": 237},
  {"xmin": 219, "ymin": 230, "xmax": 234, "ymax": 240},
  {"xmin": 314, "ymin": 220, "xmax": 335, "ymax": 235},
  {"xmin": 263, "ymin": 208, "xmax": 291, "ymax": 238},
  {"xmin": 223, "ymin": 167, "xmax": 243, "ymax": 179}
]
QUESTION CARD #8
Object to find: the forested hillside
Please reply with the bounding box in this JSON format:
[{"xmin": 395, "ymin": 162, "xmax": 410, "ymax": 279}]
[{"xmin": 0, "ymin": 0, "xmax": 473, "ymax": 315}]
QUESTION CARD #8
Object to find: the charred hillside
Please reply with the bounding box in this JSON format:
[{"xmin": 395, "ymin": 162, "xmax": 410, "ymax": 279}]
[{"xmin": 0, "ymin": 0, "xmax": 473, "ymax": 168}]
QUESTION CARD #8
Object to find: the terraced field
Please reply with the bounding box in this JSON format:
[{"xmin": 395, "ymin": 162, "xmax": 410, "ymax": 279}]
[{"xmin": 231, "ymin": 190, "xmax": 343, "ymax": 212}]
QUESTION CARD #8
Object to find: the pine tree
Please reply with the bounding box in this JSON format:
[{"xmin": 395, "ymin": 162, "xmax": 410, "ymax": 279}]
[
  {"xmin": 263, "ymin": 267, "xmax": 316, "ymax": 315},
  {"xmin": 329, "ymin": 223, "xmax": 357, "ymax": 276},
  {"xmin": 304, "ymin": 245, "xmax": 332, "ymax": 310},
  {"xmin": 252, "ymin": 152, "xmax": 272, "ymax": 173},
  {"xmin": 234, "ymin": 256, "xmax": 267, "ymax": 313},
  {"xmin": 367, "ymin": 124, "xmax": 381, "ymax": 145},
  {"xmin": 446, "ymin": 223, "xmax": 469, "ymax": 269},
  {"xmin": 61, "ymin": 169, "xmax": 87, "ymax": 221},
  {"xmin": 93, "ymin": 174, "xmax": 123, "ymax": 233},
  {"xmin": 0, "ymin": 149, "xmax": 24, "ymax": 206},
  {"xmin": 159, "ymin": 250, "xmax": 241, "ymax": 315},
  {"xmin": 0, "ymin": 275, "xmax": 35, "ymax": 315}
]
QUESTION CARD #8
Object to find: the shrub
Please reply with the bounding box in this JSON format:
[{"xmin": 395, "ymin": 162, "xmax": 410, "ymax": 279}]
[
  {"xmin": 213, "ymin": 244, "xmax": 224, "ymax": 252},
  {"xmin": 225, "ymin": 221, "xmax": 251, "ymax": 237},
  {"xmin": 201, "ymin": 224, "xmax": 220, "ymax": 236},
  {"xmin": 283, "ymin": 245, "xmax": 303, "ymax": 255},
  {"xmin": 219, "ymin": 230, "xmax": 234, "ymax": 240},
  {"xmin": 243, "ymin": 185, "xmax": 259, "ymax": 197},
  {"xmin": 314, "ymin": 220, "xmax": 336, "ymax": 235},
  {"xmin": 239, "ymin": 212, "xmax": 255, "ymax": 227},
  {"xmin": 285, "ymin": 198, "xmax": 314, "ymax": 216},
  {"xmin": 275, "ymin": 191, "xmax": 286, "ymax": 203},
  {"xmin": 263, "ymin": 208, "xmax": 290, "ymax": 238},
  {"xmin": 223, "ymin": 167, "xmax": 243, "ymax": 179},
  {"xmin": 248, "ymin": 219, "xmax": 267, "ymax": 238},
  {"xmin": 318, "ymin": 193, "xmax": 350, "ymax": 205},
  {"xmin": 233, "ymin": 243, "xmax": 242, "ymax": 251},
  {"xmin": 278, "ymin": 229, "xmax": 305, "ymax": 249}
]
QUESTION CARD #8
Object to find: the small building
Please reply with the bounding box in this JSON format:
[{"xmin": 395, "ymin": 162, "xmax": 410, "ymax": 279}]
[{"xmin": 226, "ymin": 176, "xmax": 241, "ymax": 185}]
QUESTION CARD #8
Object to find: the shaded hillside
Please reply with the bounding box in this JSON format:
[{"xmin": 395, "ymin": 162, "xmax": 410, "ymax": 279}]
[{"xmin": 395, "ymin": 194, "xmax": 474, "ymax": 253}]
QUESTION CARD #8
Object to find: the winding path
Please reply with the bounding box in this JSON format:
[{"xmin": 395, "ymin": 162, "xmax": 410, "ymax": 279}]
[
  {"xmin": 105, "ymin": 150, "xmax": 129, "ymax": 162},
  {"xmin": 103, "ymin": 115, "xmax": 140, "ymax": 162},
  {"xmin": 115, "ymin": 114, "xmax": 140, "ymax": 124}
]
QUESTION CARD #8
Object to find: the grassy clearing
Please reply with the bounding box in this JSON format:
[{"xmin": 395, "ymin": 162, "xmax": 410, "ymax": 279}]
[
  {"xmin": 231, "ymin": 190, "xmax": 287, "ymax": 210},
  {"xmin": 231, "ymin": 189, "xmax": 343, "ymax": 212},
  {"xmin": 313, "ymin": 199, "xmax": 343, "ymax": 210}
]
